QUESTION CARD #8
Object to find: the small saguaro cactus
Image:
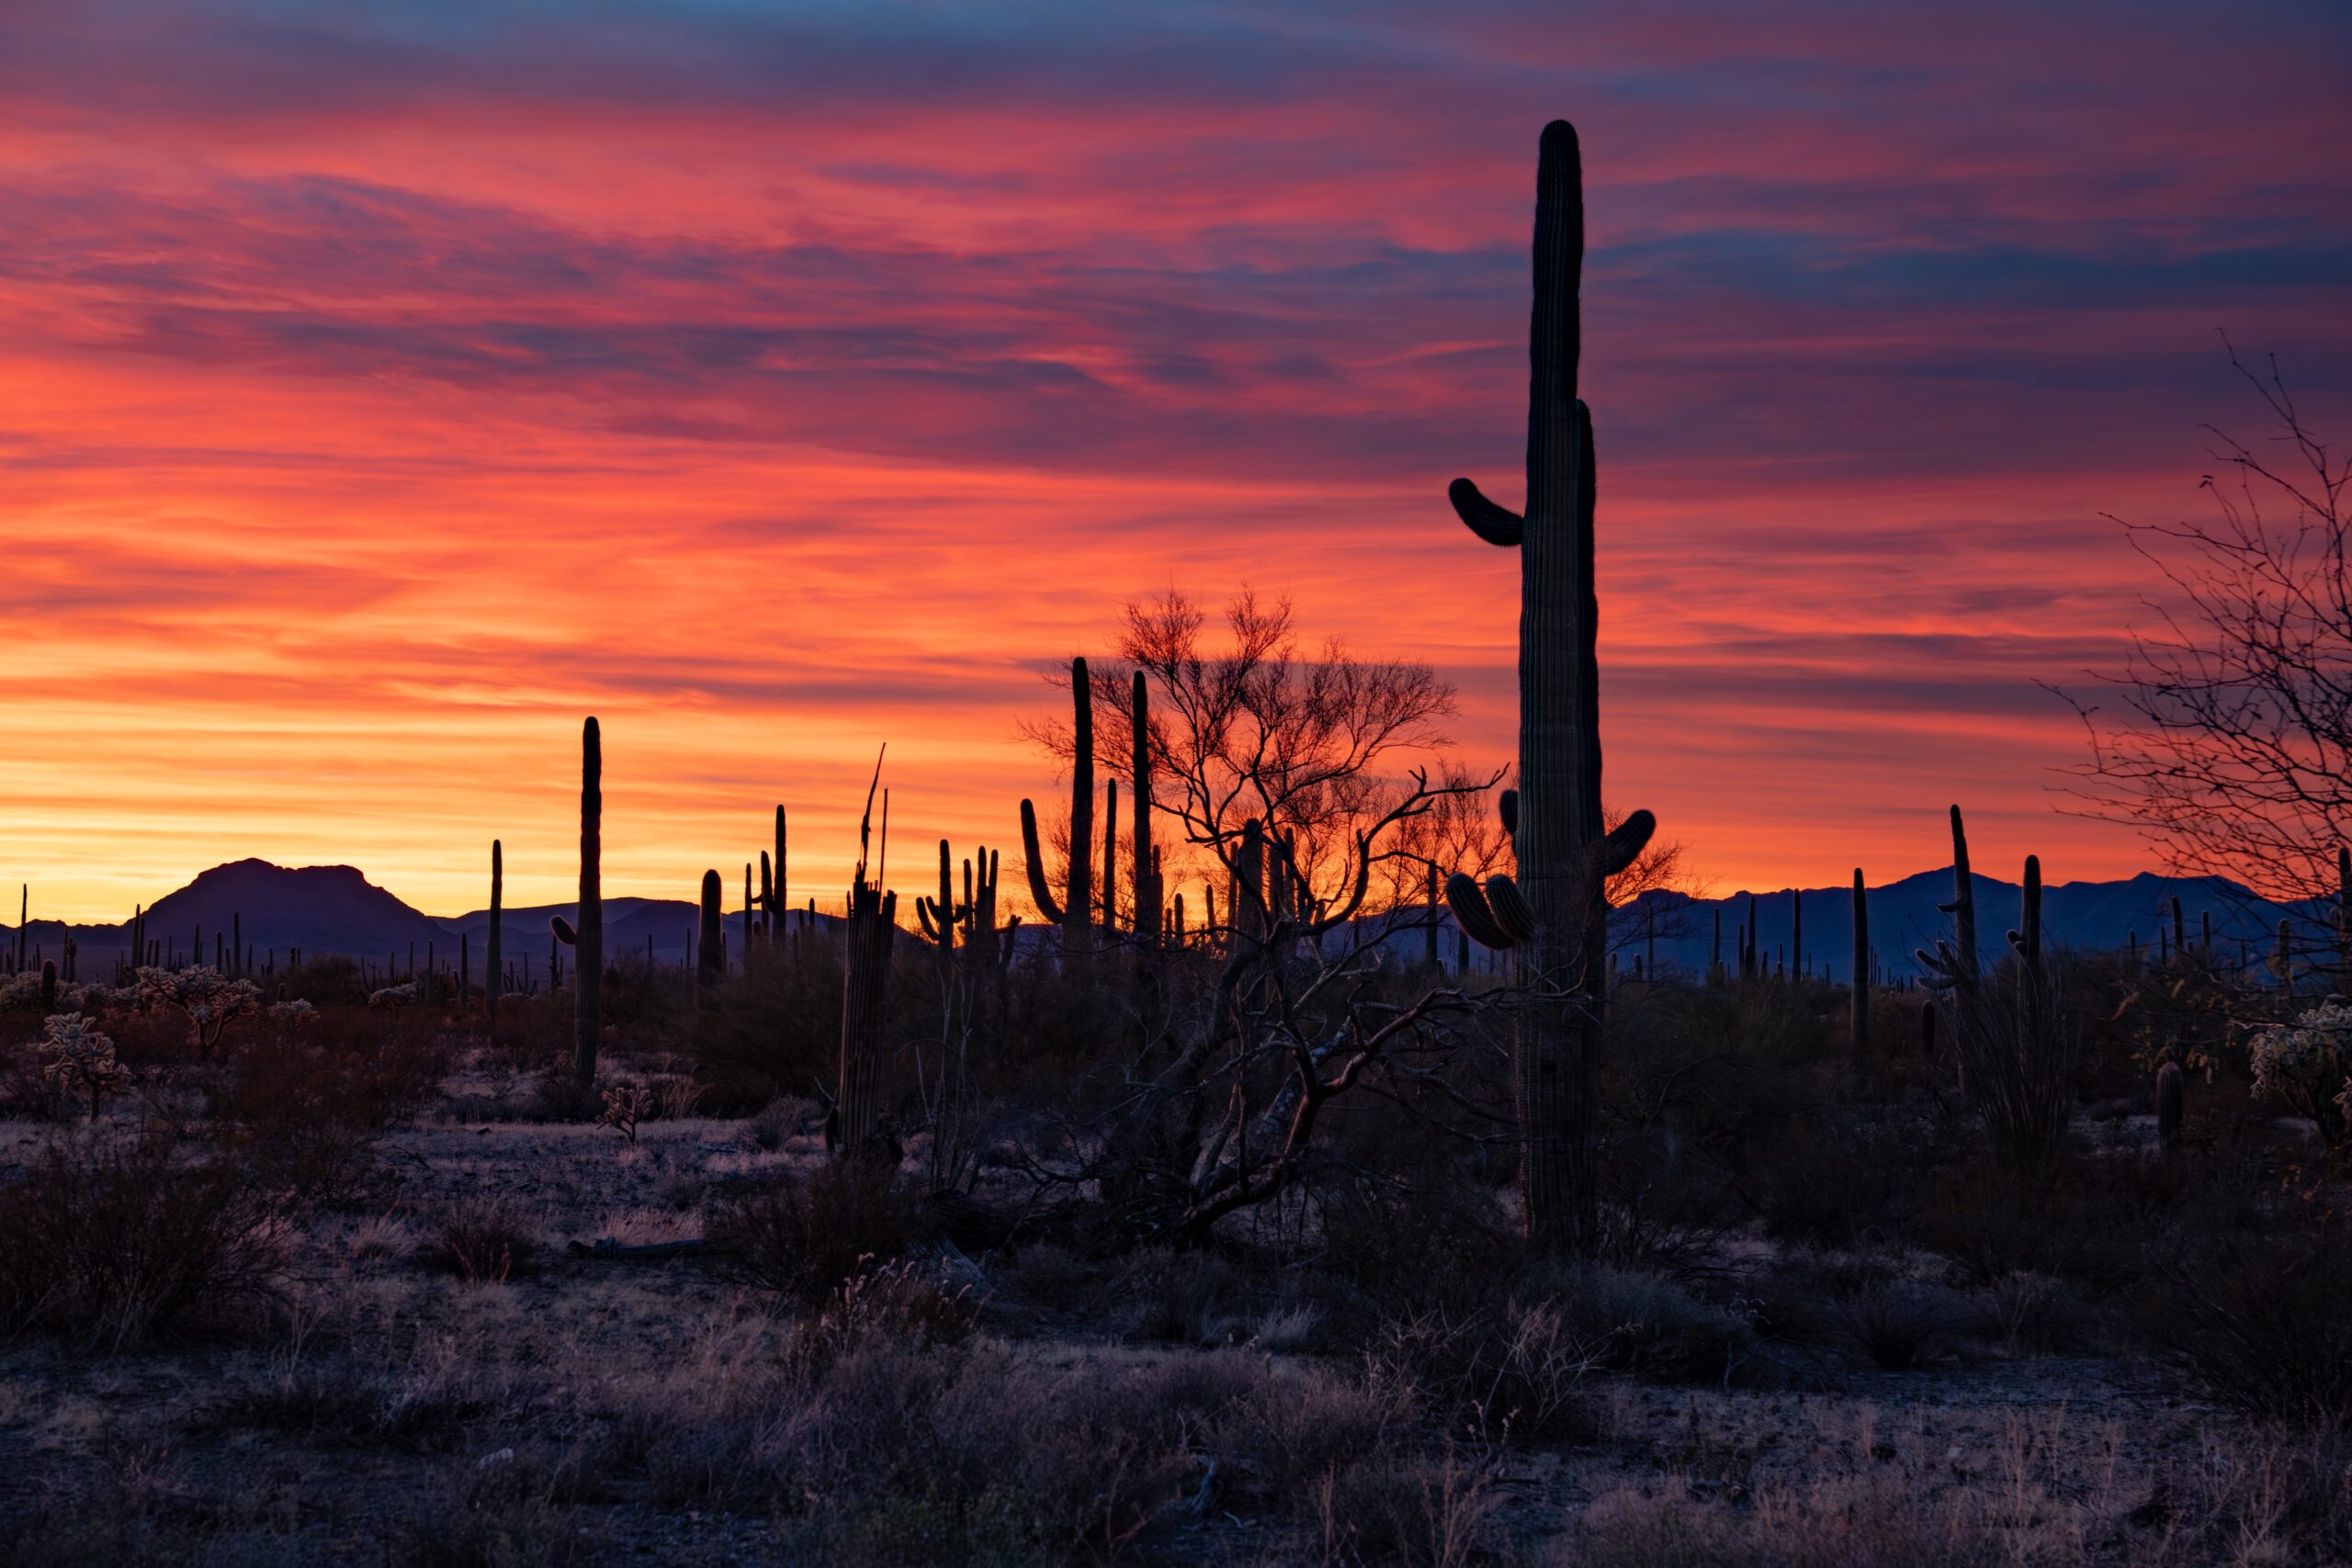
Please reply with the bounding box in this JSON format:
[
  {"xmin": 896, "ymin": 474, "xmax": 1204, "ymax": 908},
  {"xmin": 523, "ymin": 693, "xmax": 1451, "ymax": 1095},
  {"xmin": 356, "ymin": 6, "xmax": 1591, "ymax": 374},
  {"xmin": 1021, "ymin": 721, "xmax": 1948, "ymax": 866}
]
[
  {"xmin": 2276, "ymin": 917, "xmax": 2294, "ymax": 997},
  {"xmin": 2154, "ymin": 1060, "xmax": 2185, "ymax": 1148},
  {"xmin": 1434, "ymin": 119, "xmax": 1655, "ymax": 1254},
  {"xmin": 2170, "ymin": 896, "xmax": 2186, "ymax": 962},
  {"xmin": 695, "ymin": 870, "xmax": 724, "ymax": 997},
  {"xmin": 759, "ymin": 806, "xmax": 789, "ymax": 943},
  {"xmin": 1020, "ymin": 655, "xmax": 1096, "ymax": 968},
  {"xmin": 916, "ymin": 838, "xmax": 967, "ymax": 956}
]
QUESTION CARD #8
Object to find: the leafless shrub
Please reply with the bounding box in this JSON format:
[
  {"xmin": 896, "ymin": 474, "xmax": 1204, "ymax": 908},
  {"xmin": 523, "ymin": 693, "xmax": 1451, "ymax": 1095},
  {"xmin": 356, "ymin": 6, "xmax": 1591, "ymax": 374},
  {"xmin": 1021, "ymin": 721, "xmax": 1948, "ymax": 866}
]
[
  {"xmin": 1826, "ymin": 1279, "xmax": 1962, "ymax": 1371},
  {"xmin": 2134, "ymin": 1228, "xmax": 2352, "ymax": 1428},
  {"xmin": 1317, "ymin": 1440, "xmax": 1508, "ymax": 1568},
  {"xmin": 0, "ymin": 1131, "xmax": 295, "ymax": 1348},
  {"xmin": 1369, "ymin": 1296, "xmax": 1600, "ymax": 1442},
  {"xmin": 706, "ymin": 1159, "xmax": 933, "ymax": 1303},
  {"xmin": 427, "ymin": 1199, "xmax": 539, "ymax": 1283}
]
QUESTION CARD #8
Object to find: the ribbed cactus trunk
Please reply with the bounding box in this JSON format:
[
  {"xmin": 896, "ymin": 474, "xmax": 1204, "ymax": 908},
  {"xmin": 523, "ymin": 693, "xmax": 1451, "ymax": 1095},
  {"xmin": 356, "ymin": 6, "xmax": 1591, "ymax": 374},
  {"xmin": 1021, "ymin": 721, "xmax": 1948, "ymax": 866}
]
[
  {"xmin": 486, "ymin": 840, "xmax": 503, "ymax": 1028},
  {"xmin": 1237, "ymin": 818, "xmax": 1266, "ymax": 947},
  {"xmin": 574, "ymin": 717, "xmax": 602, "ymax": 1084},
  {"xmin": 695, "ymin": 869, "xmax": 723, "ymax": 998},
  {"xmin": 1102, "ymin": 780, "xmax": 1119, "ymax": 931},
  {"xmin": 2337, "ymin": 846, "xmax": 2350, "ymax": 994},
  {"xmin": 836, "ymin": 880, "xmax": 897, "ymax": 1158},
  {"xmin": 1069, "ymin": 658, "xmax": 1095, "ymax": 963},
  {"xmin": 1850, "ymin": 868, "xmax": 1870, "ymax": 1055},
  {"xmin": 1444, "ymin": 121, "xmax": 1654, "ymax": 1255},
  {"xmin": 1130, "ymin": 672, "xmax": 1159, "ymax": 949},
  {"xmin": 1945, "ymin": 807, "xmax": 1978, "ymax": 990},
  {"xmin": 786, "ymin": 818, "xmax": 804, "ymax": 949},
  {"xmin": 1426, "ymin": 862, "xmax": 1442, "ymax": 970}
]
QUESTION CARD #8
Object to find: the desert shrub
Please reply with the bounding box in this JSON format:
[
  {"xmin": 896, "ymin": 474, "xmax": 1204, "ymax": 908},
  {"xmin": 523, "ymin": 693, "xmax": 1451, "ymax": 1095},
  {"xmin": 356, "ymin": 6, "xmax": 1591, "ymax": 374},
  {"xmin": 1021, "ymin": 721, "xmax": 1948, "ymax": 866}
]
[
  {"xmin": 0, "ymin": 1131, "xmax": 295, "ymax": 1347},
  {"xmin": 741, "ymin": 1095, "xmax": 808, "ymax": 1151},
  {"xmin": 275, "ymin": 953, "xmax": 371, "ymax": 1008},
  {"xmin": 1096, "ymin": 1245, "xmax": 1251, "ymax": 1344},
  {"xmin": 1310, "ymin": 1168, "xmax": 1520, "ymax": 1325},
  {"xmin": 1749, "ymin": 1102, "xmax": 1961, "ymax": 1250},
  {"xmin": 1208, "ymin": 1359, "xmax": 1411, "ymax": 1503},
  {"xmin": 1521, "ymin": 1260, "xmax": 1759, "ymax": 1384},
  {"xmin": 707, "ymin": 1159, "xmax": 935, "ymax": 1303},
  {"xmin": 216, "ymin": 1030, "xmax": 448, "ymax": 1203},
  {"xmin": 1317, "ymin": 1442, "xmax": 1508, "ymax": 1568},
  {"xmin": 817, "ymin": 1257, "xmax": 984, "ymax": 1348},
  {"xmin": 692, "ymin": 944, "xmax": 848, "ymax": 1113},
  {"xmin": 1969, "ymin": 1269, "xmax": 2096, "ymax": 1355},
  {"xmin": 529, "ymin": 1067, "xmax": 604, "ymax": 1122},
  {"xmin": 428, "ymin": 1199, "xmax": 540, "ymax": 1282},
  {"xmin": 2132, "ymin": 1227, "xmax": 2352, "ymax": 1428},
  {"xmin": 1824, "ymin": 1278, "xmax": 1962, "ymax": 1371},
  {"xmin": 1369, "ymin": 1295, "xmax": 1598, "ymax": 1442},
  {"xmin": 1921, "ymin": 1145, "xmax": 2261, "ymax": 1288}
]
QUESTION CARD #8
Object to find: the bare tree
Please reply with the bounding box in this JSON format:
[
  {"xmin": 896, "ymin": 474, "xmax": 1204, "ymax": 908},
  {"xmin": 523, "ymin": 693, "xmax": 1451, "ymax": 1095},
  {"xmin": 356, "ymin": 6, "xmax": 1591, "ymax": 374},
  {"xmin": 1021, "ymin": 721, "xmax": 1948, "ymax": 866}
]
[
  {"xmin": 1011, "ymin": 591, "xmax": 1512, "ymax": 1243},
  {"xmin": 1026, "ymin": 590, "xmax": 1487, "ymax": 931},
  {"xmin": 2055, "ymin": 347, "xmax": 2352, "ymax": 903}
]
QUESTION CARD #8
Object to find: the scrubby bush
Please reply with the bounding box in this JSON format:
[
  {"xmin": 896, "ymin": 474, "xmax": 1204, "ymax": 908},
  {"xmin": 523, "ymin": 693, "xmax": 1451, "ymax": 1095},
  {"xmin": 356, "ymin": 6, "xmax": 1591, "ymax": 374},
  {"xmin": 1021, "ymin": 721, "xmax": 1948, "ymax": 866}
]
[
  {"xmin": 2133, "ymin": 1228, "xmax": 2352, "ymax": 1428},
  {"xmin": 707, "ymin": 1159, "xmax": 935, "ymax": 1303},
  {"xmin": 0, "ymin": 1131, "xmax": 295, "ymax": 1347},
  {"xmin": 429, "ymin": 1198, "xmax": 541, "ymax": 1283}
]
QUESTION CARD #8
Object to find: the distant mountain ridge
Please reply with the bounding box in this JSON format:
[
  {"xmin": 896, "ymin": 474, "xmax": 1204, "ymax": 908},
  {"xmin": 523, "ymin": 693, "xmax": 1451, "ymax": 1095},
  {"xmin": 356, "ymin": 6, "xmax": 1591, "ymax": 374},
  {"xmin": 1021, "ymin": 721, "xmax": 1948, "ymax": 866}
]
[{"xmin": 5, "ymin": 859, "xmax": 2339, "ymax": 983}]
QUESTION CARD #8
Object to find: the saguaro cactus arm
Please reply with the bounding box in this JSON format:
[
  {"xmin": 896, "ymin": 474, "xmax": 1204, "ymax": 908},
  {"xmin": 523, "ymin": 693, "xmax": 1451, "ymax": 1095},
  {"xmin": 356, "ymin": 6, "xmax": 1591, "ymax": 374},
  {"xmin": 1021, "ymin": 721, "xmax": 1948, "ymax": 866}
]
[
  {"xmin": 1450, "ymin": 478, "xmax": 1526, "ymax": 547},
  {"xmin": 1445, "ymin": 873, "xmax": 1516, "ymax": 951},
  {"xmin": 1018, "ymin": 798, "xmax": 1068, "ymax": 924},
  {"xmin": 1595, "ymin": 810, "xmax": 1655, "ymax": 878}
]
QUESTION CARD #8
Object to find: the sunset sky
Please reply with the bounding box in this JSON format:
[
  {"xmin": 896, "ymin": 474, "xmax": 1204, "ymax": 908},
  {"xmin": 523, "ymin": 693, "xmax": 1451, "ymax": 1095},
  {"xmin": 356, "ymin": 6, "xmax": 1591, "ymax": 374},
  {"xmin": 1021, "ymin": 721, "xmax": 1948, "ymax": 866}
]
[{"xmin": 5, "ymin": 1, "xmax": 2348, "ymax": 921}]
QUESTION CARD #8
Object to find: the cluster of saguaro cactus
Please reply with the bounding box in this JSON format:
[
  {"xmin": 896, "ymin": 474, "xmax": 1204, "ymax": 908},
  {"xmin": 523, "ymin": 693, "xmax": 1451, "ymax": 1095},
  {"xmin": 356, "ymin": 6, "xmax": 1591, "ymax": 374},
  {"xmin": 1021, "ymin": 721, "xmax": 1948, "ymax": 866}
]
[
  {"xmin": 917, "ymin": 839, "xmax": 1017, "ymax": 967},
  {"xmin": 1435, "ymin": 120, "xmax": 1655, "ymax": 1253}
]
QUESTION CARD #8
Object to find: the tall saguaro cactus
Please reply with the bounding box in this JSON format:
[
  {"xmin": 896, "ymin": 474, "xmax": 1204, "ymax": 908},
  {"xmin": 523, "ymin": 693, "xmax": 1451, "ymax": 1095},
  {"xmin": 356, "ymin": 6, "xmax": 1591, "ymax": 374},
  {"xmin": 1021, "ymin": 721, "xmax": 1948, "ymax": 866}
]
[
  {"xmin": 1850, "ymin": 868, "xmax": 1870, "ymax": 1054},
  {"xmin": 836, "ymin": 764, "xmax": 898, "ymax": 1158},
  {"xmin": 486, "ymin": 840, "xmax": 503, "ymax": 1029},
  {"xmin": 1916, "ymin": 807, "xmax": 1981, "ymax": 998},
  {"xmin": 1131, "ymin": 671, "xmax": 1159, "ymax": 948},
  {"xmin": 1020, "ymin": 655, "xmax": 1096, "ymax": 968},
  {"xmin": 574, "ymin": 717, "xmax": 603, "ymax": 1083},
  {"xmin": 1438, "ymin": 120, "xmax": 1655, "ymax": 1254}
]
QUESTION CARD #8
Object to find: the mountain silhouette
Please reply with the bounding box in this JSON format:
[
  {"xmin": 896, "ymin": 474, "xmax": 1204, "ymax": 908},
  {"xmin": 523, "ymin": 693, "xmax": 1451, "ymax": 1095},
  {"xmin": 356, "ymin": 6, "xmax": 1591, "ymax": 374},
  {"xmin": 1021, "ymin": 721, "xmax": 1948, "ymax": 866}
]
[{"xmin": 10, "ymin": 858, "xmax": 2338, "ymax": 981}]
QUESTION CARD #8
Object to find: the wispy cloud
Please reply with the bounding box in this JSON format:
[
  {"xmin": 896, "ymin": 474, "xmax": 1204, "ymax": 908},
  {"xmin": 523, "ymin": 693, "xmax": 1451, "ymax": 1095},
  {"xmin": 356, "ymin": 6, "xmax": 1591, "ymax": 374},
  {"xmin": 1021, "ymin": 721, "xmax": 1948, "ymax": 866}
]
[{"xmin": 1, "ymin": 0, "xmax": 2346, "ymax": 916}]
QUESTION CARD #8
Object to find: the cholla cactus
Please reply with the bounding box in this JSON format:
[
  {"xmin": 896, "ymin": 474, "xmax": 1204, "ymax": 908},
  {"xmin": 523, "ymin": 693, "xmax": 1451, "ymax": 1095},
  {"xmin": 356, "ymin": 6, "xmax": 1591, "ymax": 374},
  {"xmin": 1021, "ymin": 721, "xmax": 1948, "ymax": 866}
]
[
  {"xmin": 40, "ymin": 1012, "xmax": 128, "ymax": 1119},
  {"xmin": 596, "ymin": 1083, "xmax": 656, "ymax": 1148},
  {"xmin": 135, "ymin": 964, "xmax": 262, "ymax": 1060},
  {"xmin": 2247, "ymin": 1000, "xmax": 2352, "ymax": 1147},
  {"xmin": 267, "ymin": 997, "xmax": 317, "ymax": 1027},
  {"xmin": 369, "ymin": 982, "xmax": 420, "ymax": 1010}
]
